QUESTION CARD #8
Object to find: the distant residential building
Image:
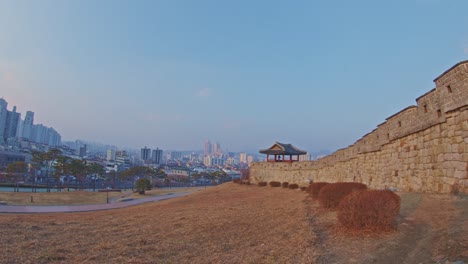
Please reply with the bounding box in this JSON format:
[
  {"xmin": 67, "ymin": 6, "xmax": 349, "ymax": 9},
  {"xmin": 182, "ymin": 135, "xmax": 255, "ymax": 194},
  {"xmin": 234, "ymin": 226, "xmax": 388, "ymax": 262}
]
[
  {"xmin": 239, "ymin": 152, "xmax": 247, "ymax": 163},
  {"xmin": 0, "ymin": 99, "xmax": 21, "ymax": 143},
  {"xmin": 107, "ymin": 149, "xmax": 116, "ymax": 161},
  {"xmin": 79, "ymin": 144, "xmax": 87, "ymax": 157},
  {"xmin": 0, "ymin": 150, "xmax": 31, "ymax": 170},
  {"xmin": 141, "ymin": 146, "xmax": 151, "ymax": 161},
  {"xmin": 20, "ymin": 111, "xmax": 34, "ymax": 140},
  {"xmin": 5, "ymin": 106, "xmax": 20, "ymax": 141},
  {"xmin": 204, "ymin": 140, "xmax": 212, "ymax": 156},
  {"xmin": 203, "ymin": 156, "xmax": 211, "ymax": 167},
  {"xmin": 247, "ymin": 155, "xmax": 254, "ymax": 164},
  {"xmin": 0, "ymin": 98, "xmax": 8, "ymax": 143},
  {"xmin": 203, "ymin": 156, "xmax": 225, "ymax": 166},
  {"xmin": 213, "ymin": 142, "xmax": 221, "ymax": 156},
  {"xmin": 170, "ymin": 151, "xmax": 182, "ymax": 161},
  {"xmin": 152, "ymin": 148, "xmax": 163, "ymax": 164},
  {"xmin": 211, "ymin": 157, "xmax": 225, "ymax": 166},
  {"xmin": 116, "ymin": 150, "xmax": 130, "ymax": 171},
  {"xmin": 225, "ymin": 157, "xmax": 236, "ymax": 166}
]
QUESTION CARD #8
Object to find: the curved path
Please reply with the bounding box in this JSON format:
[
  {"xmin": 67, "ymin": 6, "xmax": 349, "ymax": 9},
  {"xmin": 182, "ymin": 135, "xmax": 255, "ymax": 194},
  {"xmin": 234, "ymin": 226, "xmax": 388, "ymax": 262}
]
[{"xmin": 0, "ymin": 192, "xmax": 190, "ymax": 214}]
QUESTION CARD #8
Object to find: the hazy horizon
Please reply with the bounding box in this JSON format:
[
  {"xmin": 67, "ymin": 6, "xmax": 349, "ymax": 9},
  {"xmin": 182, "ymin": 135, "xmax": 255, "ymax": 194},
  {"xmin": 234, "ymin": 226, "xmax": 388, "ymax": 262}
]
[{"xmin": 1, "ymin": 0, "xmax": 467, "ymax": 153}]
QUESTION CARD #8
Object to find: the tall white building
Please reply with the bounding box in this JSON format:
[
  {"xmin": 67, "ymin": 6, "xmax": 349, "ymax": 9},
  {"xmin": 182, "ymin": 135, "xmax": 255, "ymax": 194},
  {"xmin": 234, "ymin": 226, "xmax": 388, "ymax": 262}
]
[
  {"xmin": 213, "ymin": 142, "xmax": 221, "ymax": 156},
  {"xmin": 204, "ymin": 140, "xmax": 212, "ymax": 156},
  {"xmin": 0, "ymin": 99, "xmax": 9, "ymax": 143},
  {"xmin": 5, "ymin": 106, "xmax": 20, "ymax": 140},
  {"xmin": 107, "ymin": 149, "xmax": 116, "ymax": 161},
  {"xmin": 0, "ymin": 99, "xmax": 22, "ymax": 143},
  {"xmin": 20, "ymin": 111, "xmax": 34, "ymax": 140},
  {"xmin": 239, "ymin": 152, "xmax": 247, "ymax": 163}
]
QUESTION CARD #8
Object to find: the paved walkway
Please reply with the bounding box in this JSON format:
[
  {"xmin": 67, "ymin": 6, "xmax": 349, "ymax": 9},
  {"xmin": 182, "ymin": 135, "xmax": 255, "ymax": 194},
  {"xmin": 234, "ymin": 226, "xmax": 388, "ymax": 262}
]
[{"xmin": 0, "ymin": 192, "xmax": 190, "ymax": 214}]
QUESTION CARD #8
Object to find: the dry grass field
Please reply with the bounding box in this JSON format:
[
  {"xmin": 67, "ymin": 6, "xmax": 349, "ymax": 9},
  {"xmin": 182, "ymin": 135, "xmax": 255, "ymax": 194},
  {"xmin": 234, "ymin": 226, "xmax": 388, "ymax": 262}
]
[
  {"xmin": 126, "ymin": 187, "xmax": 206, "ymax": 200},
  {"xmin": 0, "ymin": 187, "xmax": 202, "ymax": 206},
  {"xmin": 0, "ymin": 191, "xmax": 122, "ymax": 206},
  {"xmin": 0, "ymin": 183, "xmax": 467, "ymax": 263}
]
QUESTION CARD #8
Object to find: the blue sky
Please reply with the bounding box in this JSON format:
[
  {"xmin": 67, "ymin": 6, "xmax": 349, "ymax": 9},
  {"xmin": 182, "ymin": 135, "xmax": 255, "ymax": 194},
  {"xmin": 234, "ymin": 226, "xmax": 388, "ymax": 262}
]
[{"xmin": 0, "ymin": 0, "xmax": 467, "ymax": 153}]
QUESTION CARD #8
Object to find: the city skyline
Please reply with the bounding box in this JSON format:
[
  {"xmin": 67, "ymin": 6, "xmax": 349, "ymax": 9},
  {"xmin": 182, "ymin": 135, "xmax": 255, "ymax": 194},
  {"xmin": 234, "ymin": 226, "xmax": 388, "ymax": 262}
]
[{"xmin": 1, "ymin": 1, "xmax": 467, "ymax": 153}]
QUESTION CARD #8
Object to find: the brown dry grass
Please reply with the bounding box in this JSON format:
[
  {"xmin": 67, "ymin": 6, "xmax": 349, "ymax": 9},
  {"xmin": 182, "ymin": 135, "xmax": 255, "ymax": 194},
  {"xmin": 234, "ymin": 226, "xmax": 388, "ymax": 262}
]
[
  {"xmin": 0, "ymin": 191, "xmax": 122, "ymax": 206},
  {"xmin": 127, "ymin": 187, "xmax": 207, "ymax": 200},
  {"xmin": 0, "ymin": 183, "xmax": 317, "ymax": 263},
  {"xmin": 1, "ymin": 184, "xmax": 467, "ymax": 263}
]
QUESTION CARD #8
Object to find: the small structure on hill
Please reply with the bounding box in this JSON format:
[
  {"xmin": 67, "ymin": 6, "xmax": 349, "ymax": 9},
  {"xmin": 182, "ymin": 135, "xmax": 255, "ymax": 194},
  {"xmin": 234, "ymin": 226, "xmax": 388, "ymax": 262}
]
[{"xmin": 259, "ymin": 142, "xmax": 307, "ymax": 162}]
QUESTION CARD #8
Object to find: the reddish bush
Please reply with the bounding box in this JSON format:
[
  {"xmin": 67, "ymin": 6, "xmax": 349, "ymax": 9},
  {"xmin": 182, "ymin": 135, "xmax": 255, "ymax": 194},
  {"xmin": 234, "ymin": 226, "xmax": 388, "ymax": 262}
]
[
  {"xmin": 318, "ymin": 182, "xmax": 367, "ymax": 209},
  {"xmin": 239, "ymin": 169, "xmax": 250, "ymax": 182},
  {"xmin": 282, "ymin": 182, "xmax": 289, "ymax": 188},
  {"xmin": 269, "ymin": 181, "xmax": 281, "ymax": 187},
  {"xmin": 309, "ymin": 182, "xmax": 329, "ymax": 199},
  {"xmin": 257, "ymin": 181, "xmax": 267, "ymax": 187},
  {"xmin": 232, "ymin": 178, "xmax": 241, "ymax": 184},
  {"xmin": 338, "ymin": 190, "xmax": 400, "ymax": 229},
  {"xmin": 288, "ymin": 184, "xmax": 299, "ymax": 189}
]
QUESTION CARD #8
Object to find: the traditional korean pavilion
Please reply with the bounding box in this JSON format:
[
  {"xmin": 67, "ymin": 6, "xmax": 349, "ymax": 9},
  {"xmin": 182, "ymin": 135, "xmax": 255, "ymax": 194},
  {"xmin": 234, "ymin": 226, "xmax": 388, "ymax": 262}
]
[{"xmin": 259, "ymin": 142, "xmax": 307, "ymax": 162}]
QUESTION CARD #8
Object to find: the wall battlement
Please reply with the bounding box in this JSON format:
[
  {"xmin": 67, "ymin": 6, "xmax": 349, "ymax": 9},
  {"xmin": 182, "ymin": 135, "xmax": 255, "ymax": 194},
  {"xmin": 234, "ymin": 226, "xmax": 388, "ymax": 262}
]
[{"xmin": 251, "ymin": 61, "xmax": 468, "ymax": 193}]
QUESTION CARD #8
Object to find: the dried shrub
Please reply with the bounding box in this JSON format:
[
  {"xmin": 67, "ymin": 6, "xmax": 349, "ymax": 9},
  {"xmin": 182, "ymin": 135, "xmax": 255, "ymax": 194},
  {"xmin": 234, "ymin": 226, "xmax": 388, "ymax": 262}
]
[
  {"xmin": 337, "ymin": 189, "xmax": 401, "ymax": 230},
  {"xmin": 288, "ymin": 184, "xmax": 299, "ymax": 189},
  {"xmin": 309, "ymin": 182, "xmax": 329, "ymax": 199},
  {"xmin": 318, "ymin": 182, "xmax": 367, "ymax": 209},
  {"xmin": 269, "ymin": 181, "xmax": 281, "ymax": 187},
  {"xmin": 257, "ymin": 182, "xmax": 267, "ymax": 187},
  {"xmin": 232, "ymin": 178, "xmax": 241, "ymax": 184},
  {"xmin": 282, "ymin": 182, "xmax": 289, "ymax": 188},
  {"xmin": 300, "ymin": 186, "xmax": 308, "ymax": 191}
]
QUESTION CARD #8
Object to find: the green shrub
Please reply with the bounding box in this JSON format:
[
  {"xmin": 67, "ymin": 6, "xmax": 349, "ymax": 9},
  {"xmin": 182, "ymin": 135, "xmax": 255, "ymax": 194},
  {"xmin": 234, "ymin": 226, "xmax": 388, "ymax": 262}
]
[
  {"xmin": 269, "ymin": 181, "xmax": 281, "ymax": 187},
  {"xmin": 288, "ymin": 184, "xmax": 299, "ymax": 189},
  {"xmin": 282, "ymin": 182, "xmax": 289, "ymax": 188},
  {"xmin": 135, "ymin": 178, "xmax": 152, "ymax": 195},
  {"xmin": 317, "ymin": 182, "xmax": 367, "ymax": 209},
  {"xmin": 338, "ymin": 190, "xmax": 400, "ymax": 230},
  {"xmin": 309, "ymin": 182, "xmax": 329, "ymax": 199},
  {"xmin": 257, "ymin": 181, "xmax": 267, "ymax": 187}
]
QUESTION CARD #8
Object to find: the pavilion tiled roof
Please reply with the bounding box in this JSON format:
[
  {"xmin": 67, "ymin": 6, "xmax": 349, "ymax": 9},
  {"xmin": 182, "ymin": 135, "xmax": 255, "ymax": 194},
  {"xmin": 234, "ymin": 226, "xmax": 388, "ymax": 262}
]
[{"xmin": 259, "ymin": 142, "xmax": 307, "ymax": 155}]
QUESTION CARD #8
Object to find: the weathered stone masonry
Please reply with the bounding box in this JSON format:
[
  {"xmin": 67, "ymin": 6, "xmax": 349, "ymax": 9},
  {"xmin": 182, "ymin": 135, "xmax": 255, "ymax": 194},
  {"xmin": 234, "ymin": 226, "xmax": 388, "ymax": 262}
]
[{"xmin": 251, "ymin": 61, "xmax": 468, "ymax": 194}]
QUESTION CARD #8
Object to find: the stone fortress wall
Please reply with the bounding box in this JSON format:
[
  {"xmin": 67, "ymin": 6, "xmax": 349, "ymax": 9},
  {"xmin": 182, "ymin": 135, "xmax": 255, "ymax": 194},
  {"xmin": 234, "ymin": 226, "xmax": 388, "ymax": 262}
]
[{"xmin": 250, "ymin": 61, "xmax": 468, "ymax": 194}]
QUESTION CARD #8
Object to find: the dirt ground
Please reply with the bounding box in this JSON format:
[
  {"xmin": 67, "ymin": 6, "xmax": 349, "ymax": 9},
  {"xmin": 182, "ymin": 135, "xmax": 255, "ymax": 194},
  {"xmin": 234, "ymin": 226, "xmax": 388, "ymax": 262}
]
[{"xmin": 0, "ymin": 183, "xmax": 467, "ymax": 263}]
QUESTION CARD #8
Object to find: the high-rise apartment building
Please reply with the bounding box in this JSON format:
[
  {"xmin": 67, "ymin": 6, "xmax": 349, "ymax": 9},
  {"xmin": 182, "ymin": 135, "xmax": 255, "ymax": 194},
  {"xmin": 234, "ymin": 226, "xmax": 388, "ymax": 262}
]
[
  {"xmin": 170, "ymin": 151, "xmax": 182, "ymax": 161},
  {"xmin": 0, "ymin": 99, "xmax": 8, "ymax": 142},
  {"xmin": 20, "ymin": 111, "xmax": 34, "ymax": 140},
  {"xmin": 204, "ymin": 140, "xmax": 212, "ymax": 156},
  {"xmin": 79, "ymin": 145, "xmax": 87, "ymax": 157},
  {"xmin": 152, "ymin": 148, "xmax": 163, "ymax": 164},
  {"xmin": 141, "ymin": 146, "xmax": 151, "ymax": 161},
  {"xmin": 0, "ymin": 99, "xmax": 22, "ymax": 143},
  {"xmin": 213, "ymin": 142, "xmax": 221, "ymax": 156},
  {"xmin": 239, "ymin": 152, "xmax": 247, "ymax": 163},
  {"xmin": 5, "ymin": 106, "xmax": 20, "ymax": 140},
  {"xmin": 107, "ymin": 149, "xmax": 116, "ymax": 161}
]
